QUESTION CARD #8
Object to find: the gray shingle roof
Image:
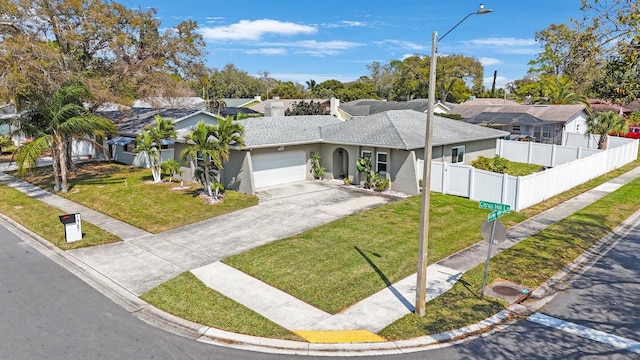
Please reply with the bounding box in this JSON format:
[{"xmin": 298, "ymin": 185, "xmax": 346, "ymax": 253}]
[
  {"xmin": 466, "ymin": 112, "xmax": 549, "ymax": 125},
  {"xmin": 97, "ymin": 107, "xmax": 209, "ymax": 136},
  {"xmin": 241, "ymin": 115, "xmax": 342, "ymax": 147},
  {"xmin": 341, "ymin": 99, "xmax": 430, "ymax": 116},
  {"xmin": 322, "ymin": 110, "xmax": 509, "ymax": 149},
  {"xmin": 453, "ymin": 104, "xmax": 587, "ymax": 122}
]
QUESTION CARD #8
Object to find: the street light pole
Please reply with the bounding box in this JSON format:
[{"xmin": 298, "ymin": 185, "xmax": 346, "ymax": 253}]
[{"xmin": 415, "ymin": 4, "xmax": 493, "ymax": 317}]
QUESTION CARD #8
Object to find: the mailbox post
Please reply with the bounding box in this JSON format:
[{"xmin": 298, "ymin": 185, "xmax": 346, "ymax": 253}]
[{"xmin": 58, "ymin": 213, "xmax": 82, "ymax": 242}]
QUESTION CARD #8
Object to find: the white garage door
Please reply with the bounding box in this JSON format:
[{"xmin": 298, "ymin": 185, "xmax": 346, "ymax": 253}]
[{"xmin": 252, "ymin": 151, "xmax": 307, "ymax": 188}]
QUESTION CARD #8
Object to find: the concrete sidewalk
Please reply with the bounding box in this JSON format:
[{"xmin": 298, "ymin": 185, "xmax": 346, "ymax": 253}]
[{"xmin": 2, "ymin": 162, "xmax": 640, "ymax": 353}]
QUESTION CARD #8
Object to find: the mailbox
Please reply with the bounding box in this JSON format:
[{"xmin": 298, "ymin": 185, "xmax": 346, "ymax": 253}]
[{"xmin": 58, "ymin": 213, "xmax": 82, "ymax": 243}]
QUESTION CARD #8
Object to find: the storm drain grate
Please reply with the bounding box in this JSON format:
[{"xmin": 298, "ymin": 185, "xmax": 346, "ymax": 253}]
[{"xmin": 486, "ymin": 281, "xmax": 530, "ymax": 304}]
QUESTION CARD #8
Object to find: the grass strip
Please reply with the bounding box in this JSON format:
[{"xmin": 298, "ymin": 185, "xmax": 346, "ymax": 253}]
[
  {"xmin": 0, "ymin": 184, "xmax": 120, "ymax": 250},
  {"xmin": 380, "ymin": 176, "xmax": 640, "ymax": 339},
  {"xmin": 141, "ymin": 272, "xmax": 303, "ymax": 341},
  {"xmin": 13, "ymin": 162, "xmax": 259, "ymax": 233}
]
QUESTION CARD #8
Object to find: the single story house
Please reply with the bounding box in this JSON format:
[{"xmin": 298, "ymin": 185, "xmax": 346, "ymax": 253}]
[
  {"xmin": 453, "ymin": 104, "xmax": 589, "ymax": 145},
  {"xmin": 221, "ymin": 110, "xmax": 508, "ymax": 195},
  {"xmin": 102, "ymin": 107, "xmax": 221, "ymax": 168}
]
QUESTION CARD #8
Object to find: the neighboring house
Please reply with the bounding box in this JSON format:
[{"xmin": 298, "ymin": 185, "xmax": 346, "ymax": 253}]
[
  {"xmin": 221, "ymin": 110, "xmax": 508, "ymax": 196},
  {"xmin": 589, "ymin": 99, "xmax": 631, "ymax": 116},
  {"xmin": 453, "ymin": 104, "xmax": 589, "ymax": 145},
  {"xmin": 335, "ymin": 99, "xmax": 451, "ymax": 121},
  {"xmin": 248, "ymin": 98, "xmax": 331, "ymax": 116},
  {"xmin": 102, "ymin": 107, "xmax": 221, "ymax": 171}
]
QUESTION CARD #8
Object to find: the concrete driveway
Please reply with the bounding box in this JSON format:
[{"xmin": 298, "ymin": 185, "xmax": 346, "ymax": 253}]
[{"xmin": 68, "ymin": 181, "xmax": 396, "ymax": 296}]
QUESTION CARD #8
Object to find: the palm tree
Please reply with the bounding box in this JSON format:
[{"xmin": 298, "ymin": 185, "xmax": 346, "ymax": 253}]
[
  {"xmin": 11, "ymin": 84, "xmax": 116, "ymax": 193},
  {"xmin": 180, "ymin": 118, "xmax": 244, "ymax": 200},
  {"xmin": 306, "ymin": 79, "xmax": 317, "ymax": 93},
  {"xmin": 181, "ymin": 121, "xmax": 219, "ymax": 198},
  {"xmin": 209, "ymin": 117, "xmax": 244, "ymax": 192},
  {"xmin": 586, "ymin": 111, "xmax": 628, "ymax": 150},
  {"xmin": 135, "ymin": 115, "xmax": 176, "ymax": 183}
]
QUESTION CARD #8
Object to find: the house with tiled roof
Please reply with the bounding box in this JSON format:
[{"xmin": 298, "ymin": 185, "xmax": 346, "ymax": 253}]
[
  {"xmin": 453, "ymin": 103, "xmax": 589, "ymax": 144},
  {"xmin": 248, "ymin": 98, "xmax": 330, "ymax": 116},
  {"xmin": 221, "ymin": 110, "xmax": 508, "ymax": 195}
]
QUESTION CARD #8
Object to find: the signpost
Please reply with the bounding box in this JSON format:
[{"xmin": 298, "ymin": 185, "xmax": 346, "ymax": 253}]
[{"xmin": 478, "ymin": 201, "xmax": 511, "ymax": 298}]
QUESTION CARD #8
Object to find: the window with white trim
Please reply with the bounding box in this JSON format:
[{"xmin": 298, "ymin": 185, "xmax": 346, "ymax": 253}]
[
  {"xmin": 451, "ymin": 146, "xmax": 465, "ymax": 163},
  {"xmin": 361, "ymin": 150, "xmax": 372, "ymax": 160},
  {"xmin": 376, "ymin": 152, "xmax": 388, "ymax": 174}
]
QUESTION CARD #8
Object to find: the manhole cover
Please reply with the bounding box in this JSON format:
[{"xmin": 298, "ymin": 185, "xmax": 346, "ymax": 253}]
[{"xmin": 492, "ymin": 285, "xmax": 522, "ymax": 297}]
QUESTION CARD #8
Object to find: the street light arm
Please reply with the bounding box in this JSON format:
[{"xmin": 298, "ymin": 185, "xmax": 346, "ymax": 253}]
[{"xmin": 438, "ymin": 12, "xmax": 474, "ymax": 43}]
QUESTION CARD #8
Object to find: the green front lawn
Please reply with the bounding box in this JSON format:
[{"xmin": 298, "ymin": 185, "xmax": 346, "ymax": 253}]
[
  {"xmin": 0, "ymin": 184, "xmax": 120, "ymax": 249},
  {"xmin": 12, "ymin": 162, "xmax": 259, "ymax": 233},
  {"xmin": 506, "ymin": 161, "xmax": 544, "ymax": 176}
]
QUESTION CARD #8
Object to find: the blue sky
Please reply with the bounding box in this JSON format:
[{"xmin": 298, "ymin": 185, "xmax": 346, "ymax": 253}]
[{"xmin": 126, "ymin": 0, "xmax": 585, "ymax": 90}]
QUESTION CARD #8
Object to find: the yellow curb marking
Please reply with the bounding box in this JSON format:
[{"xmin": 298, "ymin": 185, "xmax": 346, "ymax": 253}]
[{"xmin": 292, "ymin": 330, "xmax": 386, "ymax": 343}]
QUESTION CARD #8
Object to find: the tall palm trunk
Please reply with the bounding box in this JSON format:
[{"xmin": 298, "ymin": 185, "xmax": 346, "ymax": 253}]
[
  {"xmin": 51, "ymin": 145, "xmax": 62, "ymax": 193},
  {"xmin": 598, "ymin": 135, "xmax": 607, "ymax": 150},
  {"xmin": 56, "ymin": 136, "xmax": 69, "ymax": 193}
]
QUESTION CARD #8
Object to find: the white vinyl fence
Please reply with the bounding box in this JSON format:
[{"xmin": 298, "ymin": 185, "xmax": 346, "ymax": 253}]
[{"xmin": 417, "ymin": 136, "xmax": 638, "ymax": 211}]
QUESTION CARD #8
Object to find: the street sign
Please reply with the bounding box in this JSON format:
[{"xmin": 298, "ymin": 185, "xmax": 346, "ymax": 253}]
[
  {"xmin": 479, "ymin": 201, "xmax": 511, "ymax": 213},
  {"xmin": 487, "ymin": 210, "xmax": 505, "ymax": 222}
]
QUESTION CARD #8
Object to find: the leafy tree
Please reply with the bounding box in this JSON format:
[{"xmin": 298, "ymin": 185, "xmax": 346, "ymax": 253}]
[
  {"xmin": 336, "ymin": 79, "xmax": 378, "ymax": 102},
  {"xmin": 270, "ymin": 81, "xmax": 305, "ymax": 99},
  {"xmin": 135, "ymin": 115, "xmax": 177, "ymax": 183},
  {"xmin": 312, "ymin": 79, "xmax": 345, "ymax": 98},
  {"xmin": 586, "ymin": 111, "xmax": 628, "ymax": 149},
  {"xmin": 285, "ymin": 101, "xmax": 330, "ymax": 116},
  {"xmin": 390, "ymin": 55, "xmax": 430, "ymax": 101},
  {"xmin": 436, "ymin": 54, "xmax": 483, "ymax": 103},
  {"xmin": 367, "ymin": 61, "xmax": 397, "ymax": 100},
  {"xmin": 592, "ymin": 39, "xmax": 640, "ymax": 104},
  {"xmin": 0, "ymin": 0, "xmax": 206, "ymax": 106},
  {"xmin": 206, "ymin": 64, "xmax": 263, "ymax": 100},
  {"xmin": 9, "ymin": 83, "xmax": 116, "ymax": 192}
]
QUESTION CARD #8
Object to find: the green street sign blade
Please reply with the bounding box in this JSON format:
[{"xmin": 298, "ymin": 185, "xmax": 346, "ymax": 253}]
[
  {"xmin": 479, "ymin": 201, "xmax": 511, "ymax": 213},
  {"xmin": 487, "ymin": 210, "xmax": 505, "ymax": 222}
]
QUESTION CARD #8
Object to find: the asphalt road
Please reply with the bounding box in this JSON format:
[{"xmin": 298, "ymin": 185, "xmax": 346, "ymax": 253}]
[
  {"xmin": 1, "ymin": 215, "xmax": 638, "ymax": 360},
  {"xmin": 415, "ymin": 217, "xmax": 640, "ymax": 360}
]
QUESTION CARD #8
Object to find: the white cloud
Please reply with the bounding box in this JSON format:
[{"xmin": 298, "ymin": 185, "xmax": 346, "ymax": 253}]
[
  {"xmin": 479, "ymin": 57, "xmax": 502, "ymax": 66},
  {"xmin": 483, "ymin": 75, "xmax": 511, "ymax": 89},
  {"xmin": 325, "ymin": 20, "xmax": 368, "ymax": 28},
  {"xmin": 258, "ymin": 40, "xmax": 363, "ymax": 56},
  {"xmin": 245, "ymin": 48, "xmax": 287, "ymax": 55},
  {"xmin": 376, "ymin": 40, "xmax": 426, "ymax": 51},
  {"xmin": 200, "ymin": 19, "xmax": 317, "ymax": 41}
]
